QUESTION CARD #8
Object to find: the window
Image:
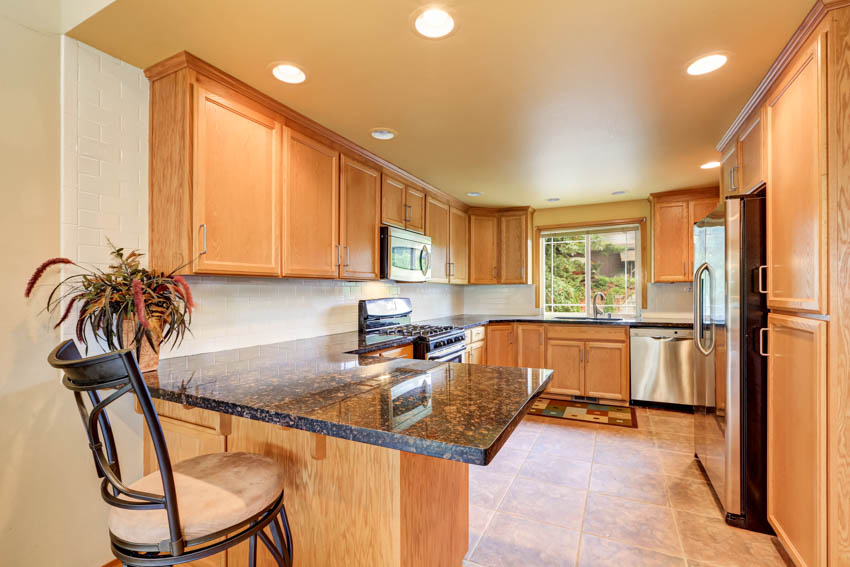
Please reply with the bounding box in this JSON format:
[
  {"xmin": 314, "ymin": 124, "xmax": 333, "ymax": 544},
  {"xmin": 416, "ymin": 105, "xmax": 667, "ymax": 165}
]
[{"xmin": 542, "ymin": 225, "xmax": 640, "ymax": 317}]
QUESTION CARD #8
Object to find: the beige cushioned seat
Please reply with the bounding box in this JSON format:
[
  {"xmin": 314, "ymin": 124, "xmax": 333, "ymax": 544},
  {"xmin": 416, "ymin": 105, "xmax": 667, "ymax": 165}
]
[{"xmin": 109, "ymin": 452, "xmax": 285, "ymax": 544}]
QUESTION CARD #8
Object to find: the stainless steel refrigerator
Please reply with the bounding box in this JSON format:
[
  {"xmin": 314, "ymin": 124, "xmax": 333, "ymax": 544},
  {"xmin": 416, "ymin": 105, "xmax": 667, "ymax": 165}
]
[{"xmin": 693, "ymin": 192, "xmax": 771, "ymax": 533}]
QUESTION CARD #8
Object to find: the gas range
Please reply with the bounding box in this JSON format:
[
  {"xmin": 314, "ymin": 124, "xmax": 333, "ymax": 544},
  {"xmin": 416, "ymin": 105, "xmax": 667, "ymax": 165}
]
[{"xmin": 359, "ymin": 298, "xmax": 466, "ymax": 361}]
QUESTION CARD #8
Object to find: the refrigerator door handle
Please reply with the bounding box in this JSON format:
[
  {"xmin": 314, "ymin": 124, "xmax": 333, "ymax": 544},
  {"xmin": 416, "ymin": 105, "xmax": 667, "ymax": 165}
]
[{"xmin": 694, "ymin": 262, "xmax": 714, "ymax": 356}]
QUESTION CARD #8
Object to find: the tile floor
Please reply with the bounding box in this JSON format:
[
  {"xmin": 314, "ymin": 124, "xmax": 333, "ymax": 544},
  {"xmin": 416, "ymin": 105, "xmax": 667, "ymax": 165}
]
[{"xmin": 464, "ymin": 407, "xmax": 791, "ymax": 567}]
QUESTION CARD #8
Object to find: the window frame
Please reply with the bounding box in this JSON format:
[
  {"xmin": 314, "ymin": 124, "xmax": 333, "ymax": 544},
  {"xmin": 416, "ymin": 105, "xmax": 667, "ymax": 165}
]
[{"xmin": 533, "ymin": 217, "xmax": 647, "ymax": 315}]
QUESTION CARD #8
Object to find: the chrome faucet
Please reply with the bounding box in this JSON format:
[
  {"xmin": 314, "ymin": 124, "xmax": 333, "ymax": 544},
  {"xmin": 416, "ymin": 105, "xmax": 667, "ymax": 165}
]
[{"xmin": 592, "ymin": 292, "xmax": 606, "ymax": 318}]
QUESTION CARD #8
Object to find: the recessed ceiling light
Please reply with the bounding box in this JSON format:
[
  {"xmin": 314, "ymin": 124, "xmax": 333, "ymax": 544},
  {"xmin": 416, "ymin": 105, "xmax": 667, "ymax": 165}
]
[
  {"xmin": 700, "ymin": 161, "xmax": 721, "ymax": 169},
  {"xmin": 466, "ymin": 192, "xmax": 481, "ymax": 197},
  {"xmin": 272, "ymin": 63, "xmax": 306, "ymax": 84},
  {"xmin": 612, "ymin": 191, "xmax": 627, "ymax": 196},
  {"xmin": 414, "ymin": 7, "xmax": 455, "ymax": 38},
  {"xmin": 370, "ymin": 128, "xmax": 396, "ymax": 140},
  {"xmin": 687, "ymin": 54, "xmax": 728, "ymax": 76},
  {"xmin": 546, "ymin": 198, "xmax": 561, "ymax": 202}
]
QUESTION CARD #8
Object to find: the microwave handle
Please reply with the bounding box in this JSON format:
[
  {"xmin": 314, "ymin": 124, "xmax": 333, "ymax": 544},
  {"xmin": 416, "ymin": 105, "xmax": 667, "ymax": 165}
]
[{"xmin": 419, "ymin": 245, "xmax": 431, "ymax": 275}]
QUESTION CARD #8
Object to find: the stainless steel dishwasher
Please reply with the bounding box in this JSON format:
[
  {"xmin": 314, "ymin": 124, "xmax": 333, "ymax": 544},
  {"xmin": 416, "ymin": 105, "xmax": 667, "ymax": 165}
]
[{"xmin": 629, "ymin": 327, "xmax": 694, "ymax": 405}]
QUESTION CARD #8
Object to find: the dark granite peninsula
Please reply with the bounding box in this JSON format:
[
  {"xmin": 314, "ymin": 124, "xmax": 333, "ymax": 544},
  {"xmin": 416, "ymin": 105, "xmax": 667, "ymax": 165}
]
[{"xmin": 141, "ymin": 335, "xmax": 552, "ymax": 567}]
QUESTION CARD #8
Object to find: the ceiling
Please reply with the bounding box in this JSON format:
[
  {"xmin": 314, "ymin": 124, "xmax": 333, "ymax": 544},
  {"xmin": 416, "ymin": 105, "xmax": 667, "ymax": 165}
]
[{"xmin": 68, "ymin": 0, "xmax": 814, "ymax": 208}]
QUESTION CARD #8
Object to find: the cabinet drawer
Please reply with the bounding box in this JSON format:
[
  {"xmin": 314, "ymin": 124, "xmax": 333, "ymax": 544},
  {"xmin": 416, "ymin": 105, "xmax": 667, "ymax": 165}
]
[
  {"xmin": 372, "ymin": 344, "xmax": 414, "ymax": 359},
  {"xmin": 467, "ymin": 326, "xmax": 486, "ymax": 343},
  {"xmin": 545, "ymin": 324, "xmax": 628, "ymax": 342}
]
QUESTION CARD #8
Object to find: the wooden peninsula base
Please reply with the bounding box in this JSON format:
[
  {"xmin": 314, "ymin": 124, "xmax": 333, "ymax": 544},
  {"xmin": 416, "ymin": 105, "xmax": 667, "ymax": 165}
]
[{"xmin": 139, "ymin": 399, "xmax": 469, "ymax": 567}]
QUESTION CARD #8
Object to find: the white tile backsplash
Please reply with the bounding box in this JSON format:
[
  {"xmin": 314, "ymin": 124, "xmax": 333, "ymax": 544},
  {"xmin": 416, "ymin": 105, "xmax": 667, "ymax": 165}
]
[
  {"xmin": 646, "ymin": 282, "xmax": 693, "ymax": 315},
  {"xmin": 463, "ymin": 285, "xmax": 540, "ymax": 315}
]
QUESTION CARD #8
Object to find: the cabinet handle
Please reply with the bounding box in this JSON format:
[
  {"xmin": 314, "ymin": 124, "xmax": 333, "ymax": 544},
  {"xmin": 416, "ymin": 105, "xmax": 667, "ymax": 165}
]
[
  {"xmin": 336, "ymin": 244, "xmax": 341, "ymax": 266},
  {"xmin": 405, "ymin": 205, "xmax": 411, "ymax": 222},
  {"xmin": 579, "ymin": 349, "xmax": 583, "ymax": 363},
  {"xmin": 521, "ymin": 265, "xmax": 525, "ymax": 279},
  {"xmin": 539, "ymin": 333, "xmax": 543, "ymax": 346},
  {"xmin": 509, "ymin": 332, "xmax": 512, "ymax": 345},
  {"xmin": 759, "ymin": 328, "xmax": 769, "ymax": 357},
  {"xmin": 492, "ymin": 266, "xmax": 497, "ymax": 279},
  {"xmin": 199, "ymin": 224, "xmax": 208, "ymax": 255},
  {"xmin": 345, "ymin": 246, "xmax": 351, "ymax": 267},
  {"xmin": 758, "ymin": 265, "xmax": 768, "ymax": 294},
  {"xmin": 586, "ymin": 348, "xmax": 590, "ymax": 363},
  {"xmin": 729, "ymin": 166, "xmax": 739, "ymax": 192}
]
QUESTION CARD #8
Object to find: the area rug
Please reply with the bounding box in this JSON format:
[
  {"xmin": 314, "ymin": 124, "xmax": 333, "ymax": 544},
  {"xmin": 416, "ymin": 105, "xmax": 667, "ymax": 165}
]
[{"xmin": 528, "ymin": 398, "xmax": 637, "ymax": 428}]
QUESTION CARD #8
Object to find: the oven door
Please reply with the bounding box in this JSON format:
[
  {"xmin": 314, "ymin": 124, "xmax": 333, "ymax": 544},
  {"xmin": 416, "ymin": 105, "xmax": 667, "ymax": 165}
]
[
  {"xmin": 382, "ymin": 227, "xmax": 432, "ymax": 282},
  {"xmin": 426, "ymin": 343, "xmax": 466, "ymax": 363}
]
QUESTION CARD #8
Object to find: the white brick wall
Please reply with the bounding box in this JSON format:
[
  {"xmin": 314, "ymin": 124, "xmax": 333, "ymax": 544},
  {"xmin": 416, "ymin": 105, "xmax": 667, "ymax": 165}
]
[
  {"xmin": 61, "ymin": 37, "xmax": 148, "ymax": 269},
  {"xmin": 60, "ymin": 39, "xmax": 466, "ymax": 358}
]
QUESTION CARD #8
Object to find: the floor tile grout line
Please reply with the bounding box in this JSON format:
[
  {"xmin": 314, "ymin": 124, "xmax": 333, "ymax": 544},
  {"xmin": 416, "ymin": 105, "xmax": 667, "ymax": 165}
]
[{"xmin": 579, "ymin": 531, "xmax": 689, "ymax": 561}]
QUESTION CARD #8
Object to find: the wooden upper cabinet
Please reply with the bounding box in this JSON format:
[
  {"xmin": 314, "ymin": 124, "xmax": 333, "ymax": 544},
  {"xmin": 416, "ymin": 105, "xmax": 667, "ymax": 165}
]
[
  {"xmin": 738, "ymin": 108, "xmax": 766, "ymax": 193},
  {"xmin": 652, "ymin": 201, "xmax": 690, "ymax": 282},
  {"xmin": 405, "ymin": 186, "xmax": 426, "ymax": 233},
  {"xmin": 486, "ymin": 324, "xmax": 516, "ymax": 366},
  {"xmin": 283, "ymin": 129, "xmax": 339, "ymax": 278},
  {"xmin": 470, "ymin": 214, "xmax": 499, "ymax": 284},
  {"xmin": 516, "ymin": 324, "xmax": 544, "ymax": 368},
  {"xmin": 720, "ymin": 144, "xmax": 739, "ymax": 197},
  {"xmin": 192, "ymin": 85, "xmax": 282, "ymax": 276},
  {"xmin": 545, "ymin": 339, "xmax": 584, "ymax": 396},
  {"xmin": 584, "ymin": 341, "xmax": 629, "ymax": 400},
  {"xmin": 448, "ymin": 207, "xmax": 469, "ymax": 285},
  {"xmin": 651, "ymin": 187, "xmax": 719, "ymax": 283},
  {"xmin": 380, "ymin": 174, "xmax": 425, "ymax": 233},
  {"xmin": 767, "ymin": 313, "xmax": 826, "ymax": 567},
  {"xmin": 499, "ymin": 212, "xmax": 529, "ymax": 284},
  {"xmin": 426, "ymin": 197, "xmax": 450, "ymax": 284},
  {"xmin": 381, "ymin": 174, "xmax": 406, "ymax": 229},
  {"xmin": 340, "ymin": 156, "xmax": 381, "ymax": 280},
  {"xmin": 766, "ymin": 31, "xmax": 827, "ymax": 314}
]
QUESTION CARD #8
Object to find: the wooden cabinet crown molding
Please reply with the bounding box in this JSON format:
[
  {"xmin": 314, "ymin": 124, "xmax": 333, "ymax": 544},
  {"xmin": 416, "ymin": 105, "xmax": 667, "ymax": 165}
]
[{"xmin": 145, "ymin": 51, "xmax": 469, "ymax": 213}]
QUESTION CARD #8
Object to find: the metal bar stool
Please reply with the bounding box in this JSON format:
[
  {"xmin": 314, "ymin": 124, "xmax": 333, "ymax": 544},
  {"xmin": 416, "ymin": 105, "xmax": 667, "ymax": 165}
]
[{"xmin": 48, "ymin": 339, "xmax": 293, "ymax": 567}]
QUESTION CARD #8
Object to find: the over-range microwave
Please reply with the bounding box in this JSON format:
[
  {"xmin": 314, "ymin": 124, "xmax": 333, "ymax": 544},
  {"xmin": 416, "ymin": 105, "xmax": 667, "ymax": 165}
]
[{"xmin": 380, "ymin": 226, "xmax": 432, "ymax": 282}]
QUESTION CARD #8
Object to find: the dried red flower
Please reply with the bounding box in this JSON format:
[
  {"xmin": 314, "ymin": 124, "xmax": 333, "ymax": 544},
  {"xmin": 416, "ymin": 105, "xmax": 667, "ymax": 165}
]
[
  {"xmin": 53, "ymin": 294, "xmax": 81, "ymax": 329},
  {"xmin": 173, "ymin": 276, "xmax": 195, "ymax": 313},
  {"xmin": 25, "ymin": 258, "xmax": 73, "ymax": 298},
  {"xmin": 131, "ymin": 279, "xmax": 150, "ymax": 329}
]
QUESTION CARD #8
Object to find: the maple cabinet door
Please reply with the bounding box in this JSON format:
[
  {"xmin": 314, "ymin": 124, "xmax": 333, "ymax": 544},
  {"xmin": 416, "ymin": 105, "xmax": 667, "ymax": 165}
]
[
  {"xmin": 381, "ymin": 174, "xmax": 406, "ymax": 229},
  {"xmin": 516, "ymin": 324, "xmax": 545, "ymax": 368},
  {"xmin": 486, "ymin": 324, "xmax": 516, "ymax": 366},
  {"xmin": 766, "ymin": 313, "xmax": 826, "ymax": 567},
  {"xmin": 283, "ymin": 129, "xmax": 339, "ymax": 278},
  {"xmin": 449, "ymin": 207, "xmax": 469, "ymax": 284},
  {"xmin": 426, "ymin": 197, "xmax": 450, "ymax": 283},
  {"xmin": 584, "ymin": 341, "xmax": 629, "ymax": 400},
  {"xmin": 340, "ymin": 156, "xmax": 381, "ymax": 279},
  {"xmin": 499, "ymin": 212, "xmax": 528, "ymax": 284},
  {"xmin": 469, "ymin": 215, "xmax": 499, "ymax": 284},
  {"xmin": 193, "ymin": 85, "xmax": 282, "ymax": 276},
  {"xmin": 766, "ymin": 32, "xmax": 827, "ymax": 314},
  {"xmin": 545, "ymin": 339, "xmax": 584, "ymax": 396},
  {"xmin": 405, "ymin": 186, "xmax": 426, "ymax": 233},
  {"xmin": 652, "ymin": 201, "xmax": 690, "ymax": 282}
]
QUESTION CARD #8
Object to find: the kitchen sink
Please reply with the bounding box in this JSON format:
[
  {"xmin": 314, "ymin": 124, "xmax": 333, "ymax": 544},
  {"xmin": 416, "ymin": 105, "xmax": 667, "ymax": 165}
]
[{"xmin": 553, "ymin": 316, "xmax": 623, "ymax": 321}]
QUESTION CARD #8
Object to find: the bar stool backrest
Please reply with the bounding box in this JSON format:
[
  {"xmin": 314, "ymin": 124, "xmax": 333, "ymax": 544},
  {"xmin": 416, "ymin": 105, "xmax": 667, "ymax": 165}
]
[{"xmin": 48, "ymin": 339, "xmax": 187, "ymax": 555}]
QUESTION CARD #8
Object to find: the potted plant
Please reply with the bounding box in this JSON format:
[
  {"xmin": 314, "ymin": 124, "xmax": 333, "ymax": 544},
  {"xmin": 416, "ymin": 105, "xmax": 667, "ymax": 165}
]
[{"xmin": 25, "ymin": 244, "xmax": 194, "ymax": 372}]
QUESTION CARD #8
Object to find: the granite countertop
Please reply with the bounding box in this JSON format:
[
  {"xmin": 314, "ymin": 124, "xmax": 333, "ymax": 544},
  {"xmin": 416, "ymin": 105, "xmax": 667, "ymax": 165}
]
[
  {"xmin": 413, "ymin": 314, "xmax": 693, "ymax": 331},
  {"xmin": 147, "ymin": 334, "xmax": 552, "ymax": 465}
]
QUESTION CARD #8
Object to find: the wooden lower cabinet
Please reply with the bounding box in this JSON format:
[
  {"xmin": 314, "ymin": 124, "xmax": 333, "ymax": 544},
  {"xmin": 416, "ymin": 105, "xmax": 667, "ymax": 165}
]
[
  {"xmin": 544, "ymin": 325, "xmax": 630, "ymax": 400},
  {"xmin": 584, "ymin": 341, "xmax": 629, "ymax": 400},
  {"xmin": 486, "ymin": 324, "xmax": 515, "ymax": 366},
  {"xmin": 544, "ymin": 339, "xmax": 584, "ymax": 396},
  {"xmin": 467, "ymin": 340, "xmax": 485, "ymax": 364},
  {"xmin": 371, "ymin": 343, "xmax": 414, "ymax": 359},
  {"xmin": 516, "ymin": 324, "xmax": 544, "ymax": 368},
  {"xmin": 767, "ymin": 313, "xmax": 827, "ymax": 567}
]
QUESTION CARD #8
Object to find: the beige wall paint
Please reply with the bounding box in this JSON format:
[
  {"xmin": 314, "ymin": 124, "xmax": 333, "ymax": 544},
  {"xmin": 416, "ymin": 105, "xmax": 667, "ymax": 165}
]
[
  {"xmin": 0, "ymin": 14, "xmax": 133, "ymax": 567},
  {"xmin": 533, "ymin": 199, "xmax": 650, "ymax": 227}
]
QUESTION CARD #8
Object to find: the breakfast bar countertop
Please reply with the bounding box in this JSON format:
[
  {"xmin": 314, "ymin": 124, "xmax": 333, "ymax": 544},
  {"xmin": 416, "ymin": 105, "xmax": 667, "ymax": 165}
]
[{"xmin": 146, "ymin": 333, "xmax": 552, "ymax": 465}]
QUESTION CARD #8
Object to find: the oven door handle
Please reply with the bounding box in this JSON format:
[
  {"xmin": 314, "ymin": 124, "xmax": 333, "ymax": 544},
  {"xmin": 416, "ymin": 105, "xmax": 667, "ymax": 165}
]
[{"xmin": 427, "ymin": 344, "xmax": 466, "ymax": 361}]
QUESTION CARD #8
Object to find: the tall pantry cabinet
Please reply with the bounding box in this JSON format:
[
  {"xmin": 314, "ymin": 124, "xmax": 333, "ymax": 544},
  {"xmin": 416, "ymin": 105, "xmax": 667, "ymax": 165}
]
[{"xmin": 716, "ymin": 6, "xmax": 850, "ymax": 566}]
